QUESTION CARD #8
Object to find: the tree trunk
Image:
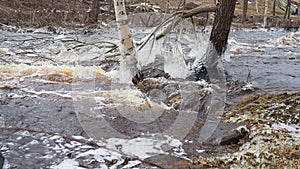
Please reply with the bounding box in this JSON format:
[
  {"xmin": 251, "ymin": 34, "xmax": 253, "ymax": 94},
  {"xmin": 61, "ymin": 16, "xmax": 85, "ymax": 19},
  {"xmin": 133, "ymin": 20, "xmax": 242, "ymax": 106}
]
[
  {"xmin": 88, "ymin": 0, "xmax": 100, "ymax": 24},
  {"xmin": 273, "ymin": 0, "xmax": 276, "ymax": 16},
  {"xmin": 113, "ymin": 0, "xmax": 138, "ymax": 83},
  {"xmin": 287, "ymin": 0, "xmax": 291, "ymax": 19},
  {"xmin": 198, "ymin": 0, "xmax": 237, "ymax": 143},
  {"xmin": 108, "ymin": 0, "xmax": 114, "ymax": 13},
  {"xmin": 256, "ymin": 0, "xmax": 259, "ymax": 13},
  {"xmin": 242, "ymin": 0, "xmax": 248, "ymax": 23},
  {"xmin": 284, "ymin": 0, "xmax": 291, "ymax": 19},
  {"xmin": 210, "ymin": 0, "xmax": 237, "ymax": 55},
  {"xmin": 264, "ymin": 0, "xmax": 268, "ymax": 27}
]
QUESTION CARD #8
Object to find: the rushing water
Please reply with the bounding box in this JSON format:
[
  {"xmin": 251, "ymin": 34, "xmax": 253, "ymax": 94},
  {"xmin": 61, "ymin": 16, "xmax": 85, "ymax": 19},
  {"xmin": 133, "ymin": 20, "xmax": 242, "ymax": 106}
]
[
  {"xmin": 226, "ymin": 28, "xmax": 300, "ymax": 91},
  {"xmin": 0, "ymin": 25, "xmax": 300, "ymax": 168}
]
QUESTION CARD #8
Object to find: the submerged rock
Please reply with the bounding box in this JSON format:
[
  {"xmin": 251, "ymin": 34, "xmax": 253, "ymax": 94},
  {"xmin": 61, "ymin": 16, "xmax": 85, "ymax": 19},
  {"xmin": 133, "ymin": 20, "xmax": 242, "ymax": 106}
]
[
  {"xmin": 138, "ymin": 58, "xmax": 209, "ymax": 83},
  {"xmin": 188, "ymin": 62, "xmax": 209, "ymax": 82}
]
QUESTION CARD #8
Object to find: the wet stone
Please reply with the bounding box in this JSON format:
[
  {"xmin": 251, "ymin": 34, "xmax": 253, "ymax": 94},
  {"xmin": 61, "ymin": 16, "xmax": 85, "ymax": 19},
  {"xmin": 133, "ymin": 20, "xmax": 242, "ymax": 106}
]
[{"xmin": 210, "ymin": 128, "xmax": 247, "ymax": 146}]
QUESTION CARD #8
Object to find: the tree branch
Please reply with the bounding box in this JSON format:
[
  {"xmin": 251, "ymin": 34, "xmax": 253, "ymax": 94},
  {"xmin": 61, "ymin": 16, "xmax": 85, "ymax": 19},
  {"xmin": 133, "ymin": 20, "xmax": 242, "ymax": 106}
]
[
  {"xmin": 136, "ymin": 4, "xmax": 217, "ymax": 51},
  {"xmin": 181, "ymin": 4, "xmax": 217, "ymax": 18}
]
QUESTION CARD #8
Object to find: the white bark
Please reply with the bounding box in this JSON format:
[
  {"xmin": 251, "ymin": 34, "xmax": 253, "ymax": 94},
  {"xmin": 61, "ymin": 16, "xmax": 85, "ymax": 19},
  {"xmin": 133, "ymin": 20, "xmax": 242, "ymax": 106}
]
[
  {"xmin": 113, "ymin": 0, "xmax": 138, "ymax": 83},
  {"xmin": 256, "ymin": 0, "xmax": 259, "ymax": 14},
  {"xmin": 263, "ymin": 0, "xmax": 269, "ymax": 28}
]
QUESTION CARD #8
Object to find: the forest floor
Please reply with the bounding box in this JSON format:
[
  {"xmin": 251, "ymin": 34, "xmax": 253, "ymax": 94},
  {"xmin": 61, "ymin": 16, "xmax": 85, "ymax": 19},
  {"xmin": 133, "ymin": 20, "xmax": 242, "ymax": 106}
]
[{"xmin": 0, "ymin": 0, "xmax": 299, "ymax": 28}]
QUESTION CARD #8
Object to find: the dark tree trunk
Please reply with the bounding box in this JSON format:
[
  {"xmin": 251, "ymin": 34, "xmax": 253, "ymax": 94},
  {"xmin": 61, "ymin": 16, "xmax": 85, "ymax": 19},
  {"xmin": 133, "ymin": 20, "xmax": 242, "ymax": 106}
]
[
  {"xmin": 273, "ymin": 0, "xmax": 276, "ymax": 16},
  {"xmin": 242, "ymin": 0, "xmax": 248, "ymax": 23},
  {"xmin": 287, "ymin": 0, "xmax": 291, "ymax": 19},
  {"xmin": 210, "ymin": 0, "xmax": 237, "ymax": 55},
  {"xmin": 88, "ymin": 0, "xmax": 100, "ymax": 24},
  {"xmin": 284, "ymin": 0, "xmax": 291, "ymax": 19}
]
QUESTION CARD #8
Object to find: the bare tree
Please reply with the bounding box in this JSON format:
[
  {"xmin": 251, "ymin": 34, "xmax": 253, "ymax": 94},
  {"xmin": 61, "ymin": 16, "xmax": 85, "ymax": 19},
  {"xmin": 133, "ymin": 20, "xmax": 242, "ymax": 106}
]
[
  {"xmin": 256, "ymin": 0, "xmax": 259, "ymax": 13},
  {"xmin": 284, "ymin": 0, "xmax": 292, "ymax": 19},
  {"xmin": 273, "ymin": 0, "xmax": 277, "ymax": 16},
  {"xmin": 242, "ymin": 0, "xmax": 248, "ymax": 23},
  {"xmin": 264, "ymin": 0, "xmax": 269, "ymax": 27},
  {"xmin": 88, "ymin": 0, "xmax": 100, "ymax": 24}
]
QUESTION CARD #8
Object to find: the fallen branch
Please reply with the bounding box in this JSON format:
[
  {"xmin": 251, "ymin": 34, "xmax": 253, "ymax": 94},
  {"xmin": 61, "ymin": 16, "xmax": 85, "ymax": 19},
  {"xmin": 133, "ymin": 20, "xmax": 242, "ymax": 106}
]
[
  {"xmin": 181, "ymin": 4, "xmax": 217, "ymax": 18},
  {"xmin": 136, "ymin": 4, "xmax": 217, "ymax": 51}
]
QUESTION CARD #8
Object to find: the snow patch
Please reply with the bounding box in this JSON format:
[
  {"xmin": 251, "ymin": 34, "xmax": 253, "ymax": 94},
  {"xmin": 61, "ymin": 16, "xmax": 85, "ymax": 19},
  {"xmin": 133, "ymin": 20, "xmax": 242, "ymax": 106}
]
[
  {"xmin": 272, "ymin": 123, "xmax": 300, "ymax": 139},
  {"xmin": 50, "ymin": 159, "xmax": 83, "ymax": 169},
  {"xmin": 106, "ymin": 135, "xmax": 187, "ymax": 160}
]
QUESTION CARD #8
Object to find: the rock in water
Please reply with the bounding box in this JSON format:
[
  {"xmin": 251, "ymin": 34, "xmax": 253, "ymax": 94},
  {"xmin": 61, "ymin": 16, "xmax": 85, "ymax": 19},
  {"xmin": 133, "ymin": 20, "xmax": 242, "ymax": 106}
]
[
  {"xmin": 187, "ymin": 62, "xmax": 209, "ymax": 82},
  {"xmin": 202, "ymin": 124, "xmax": 248, "ymax": 145}
]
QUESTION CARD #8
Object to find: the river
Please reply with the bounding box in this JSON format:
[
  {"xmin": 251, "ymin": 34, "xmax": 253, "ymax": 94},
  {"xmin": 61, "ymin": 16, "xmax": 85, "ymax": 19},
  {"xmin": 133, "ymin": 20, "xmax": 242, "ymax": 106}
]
[{"xmin": 0, "ymin": 25, "xmax": 299, "ymax": 168}]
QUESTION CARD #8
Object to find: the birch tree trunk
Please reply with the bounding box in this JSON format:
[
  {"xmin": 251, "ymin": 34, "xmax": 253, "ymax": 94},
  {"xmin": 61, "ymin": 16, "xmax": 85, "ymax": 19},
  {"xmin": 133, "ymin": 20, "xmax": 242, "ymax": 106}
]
[
  {"xmin": 256, "ymin": 0, "xmax": 259, "ymax": 13},
  {"xmin": 113, "ymin": 0, "xmax": 138, "ymax": 83},
  {"xmin": 263, "ymin": 0, "xmax": 269, "ymax": 28}
]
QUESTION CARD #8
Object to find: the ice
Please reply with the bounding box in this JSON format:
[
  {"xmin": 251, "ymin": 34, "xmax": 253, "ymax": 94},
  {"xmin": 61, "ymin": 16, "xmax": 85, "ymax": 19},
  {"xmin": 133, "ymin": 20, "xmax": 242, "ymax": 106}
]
[
  {"xmin": 76, "ymin": 148, "xmax": 122, "ymax": 162},
  {"xmin": 136, "ymin": 39, "xmax": 162, "ymax": 67},
  {"xmin": 106, "ymin": 135, "xmax": 186, "ymax": 159},
  {"xmin": 188, "ymin": 33, "xmax": 209, "ymax": 61},
  {"xmin": 119, "ymin": 56, "xmax": 138, "ymax": 83},
  {"xmin": 163, "ymin": 49, "xmax": 191, "ymax": 78},
  {"xmin": 50, "ymin": 159, "xmax": 83, "ymax": 169},
  {"xmin": 56, "ymin": 51, "xmax": 77, "ymax": 64},
  {"xmin": 196, "ymin": 149, "xmax": 205, "ymax": 153}
]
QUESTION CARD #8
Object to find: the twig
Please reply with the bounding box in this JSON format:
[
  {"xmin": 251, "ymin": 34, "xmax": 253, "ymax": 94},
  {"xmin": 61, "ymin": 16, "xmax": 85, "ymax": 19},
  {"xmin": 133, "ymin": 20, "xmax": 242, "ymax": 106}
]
[{"xmin": 0, "ymin": 57, "xmax": 10, "ymax": 64}]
